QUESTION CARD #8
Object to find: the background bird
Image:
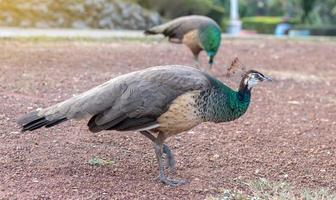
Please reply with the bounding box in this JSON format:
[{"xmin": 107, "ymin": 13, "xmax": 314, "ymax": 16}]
[
  {"xmin": 17, "ymin": 65, "xmax": 271, "ymax": 186},
  {"xmin": 145, "ymin": 15, "xmax": 222, "ymax": 69}
]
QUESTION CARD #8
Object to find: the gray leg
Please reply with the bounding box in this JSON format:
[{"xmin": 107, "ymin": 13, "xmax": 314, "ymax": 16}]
[
  {"xmin": 154, "ymin": 135, "xmax": 187, "ymax": 187},
  {"xmin": 140, "ymin": 131, "xmax": 176, "ymax": 172},
  {"xmin": 208, "ymin": 62, "xmax": 213, "ymax": 70},
  {"xmin": 193, "ymin": 55, "xmax": 200, "ymax": 69}
]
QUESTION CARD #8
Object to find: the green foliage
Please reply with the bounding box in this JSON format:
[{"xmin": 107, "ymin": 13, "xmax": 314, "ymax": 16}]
[
  {"xmin": 88, "ymin": 156, "xmax": 114, "ymax": 166},
  {"xmin": 301, "ymin": 0, "xmax": 317, "ymax": 23},
  {"xmin": 242, "ymin": 16, "xmax": 283, "ymax": 34},
  {"xmin": 207, "ymin": 5, "xmax": 226, "ymax": 24},
  {"xmin": 242, "ymin": 16, "xmax": 298, "ymax": 34},
  {"xmin": 137, "ymin": 0, "xmax": 212, "ymax": 18},
  {"xmin": 209, "ymin": 178, "xmax": 336, "ymax": 200},
  {"xmin": 136, "ymin": 0, "xmax": 225, "ymax": 24},
  {"xmin": 215, "ymin": 0, "xmax": 335, "ymax": 27},
  {"xmin": 220, "ymin": 18, "xmax": 230, "ymax": 32},
  {"xmin": 294, "ymin": 24, "xmax": 336, "ymax": 36}
]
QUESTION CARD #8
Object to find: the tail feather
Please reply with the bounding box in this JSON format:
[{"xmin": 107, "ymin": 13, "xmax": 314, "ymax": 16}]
[
  {"xmin": 145, "ymin": 22, "xmax": 182, "ymax": 40},
  {"xmin": 17, "ymin": 111, "xmax": 67, "ymax": 132},
  {"xmin": 144, "ymin": 23, "xmax": 168, "ymax": 35},
  {"xmin": 45, "ymin": 118, "xmax": 67, "ymax": 128},
  {"xmin": 144, "ymin": 28, "xmax": 161, "ymax": 35}
]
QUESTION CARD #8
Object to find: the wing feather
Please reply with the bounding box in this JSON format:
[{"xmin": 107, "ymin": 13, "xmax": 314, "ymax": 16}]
[{"xmin": 38, "ymin": 65, "xmax": 211, "ymax": 132}]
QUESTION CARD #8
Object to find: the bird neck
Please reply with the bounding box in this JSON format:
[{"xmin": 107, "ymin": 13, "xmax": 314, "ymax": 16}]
[
  {"xmin": 203, "ymin": 76, "xmax": 251, "ymax": 123},
  {"xmin": 237, "ymin": 79, "xmax": 252, "ymax": 103}
]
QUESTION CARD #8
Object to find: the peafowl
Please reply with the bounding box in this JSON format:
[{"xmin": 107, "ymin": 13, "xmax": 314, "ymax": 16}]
[
  {"xmin": 17, "ymin": 65, "xmax": 271, "ymax": 186},
  {"xmin": 145, "ymin": 15, "xmax": 222, "ymax": 69}
]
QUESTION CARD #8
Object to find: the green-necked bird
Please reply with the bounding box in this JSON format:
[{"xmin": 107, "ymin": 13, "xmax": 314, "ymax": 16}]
[
  {"xmin": 17, "ymin": 65, "xmax": 271, "ymax": 186},
  {"xmin": 145, "ymin": 15, "xmax": 222, "ymax": 69}
]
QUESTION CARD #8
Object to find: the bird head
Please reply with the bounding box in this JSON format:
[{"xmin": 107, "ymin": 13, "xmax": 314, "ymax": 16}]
[
  {"xmin": 199, "ymin": 24, "xmax": 221, "ymax": 69},
  {"xmin": 241, "ymin": 70, "xmax": 272, "ymax": 90}
]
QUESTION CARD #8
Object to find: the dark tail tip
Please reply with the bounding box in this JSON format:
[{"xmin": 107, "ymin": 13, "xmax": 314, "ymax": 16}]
[
  {"xmin": 144, "ymin": 29, "xmax": 157, "ymax": 35},
  {"xmin": 17, "ymin": 111, "xmax": 45, "ymax": 132},
  {"xmin": 17, "ymin": 111, "xmax": 67, "ymax": 132}
]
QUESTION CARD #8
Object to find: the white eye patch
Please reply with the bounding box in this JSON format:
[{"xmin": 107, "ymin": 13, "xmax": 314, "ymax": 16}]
[
  {"xmin": 244, "ymin": 73, "xmax": 261, "ymax": 89},
  {"xmin": 247, "ymin": 79, "xmax": 259, "ymax": 89}
]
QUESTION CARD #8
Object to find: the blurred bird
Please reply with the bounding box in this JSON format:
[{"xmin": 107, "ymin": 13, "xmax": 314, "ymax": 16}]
[
  {"xmin": 145, "ymin": 15, "xmax": 222, "ymax": 69},
  {"xmin": 17, "ymin": 65, "xmax": 271, "ymax": 186}
]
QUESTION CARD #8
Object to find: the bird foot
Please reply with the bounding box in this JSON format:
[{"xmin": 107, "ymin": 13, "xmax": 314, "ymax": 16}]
[{"xmin": 155, "ymin": 175, "xmax": 188, "ymax": 187}]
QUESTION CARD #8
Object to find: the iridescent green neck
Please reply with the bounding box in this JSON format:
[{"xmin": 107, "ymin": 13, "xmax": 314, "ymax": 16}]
[
  {"xmin": 198, "ymin": 24, "xmax": 221, "ymax": 56},
  {"xmin": 203, "ymin": 76, "xmax": 251, "ymax": 123}
]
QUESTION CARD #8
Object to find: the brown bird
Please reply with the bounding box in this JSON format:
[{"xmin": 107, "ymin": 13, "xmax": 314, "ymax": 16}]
[
  {"xmin": 145, "ymin": 15, "xmax": 222, "ymax": 69},
  {"xmin": 17, "ymin": 65, "xmax": 271, "ymax": 186}
]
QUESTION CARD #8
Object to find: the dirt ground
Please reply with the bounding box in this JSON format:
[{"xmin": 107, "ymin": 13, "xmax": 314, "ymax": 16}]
[{"xmin": 0, "ymin": 37, "xmax": 335, "ymax": 199}]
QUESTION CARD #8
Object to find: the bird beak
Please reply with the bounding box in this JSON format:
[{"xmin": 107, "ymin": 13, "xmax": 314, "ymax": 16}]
[
  {"xmin": 263, "ymin": 75, "xmax": 272, "ymax": 82},
  {"xmin": 208, "ymin": 56, "xmax": 214, "ymax": 69}
]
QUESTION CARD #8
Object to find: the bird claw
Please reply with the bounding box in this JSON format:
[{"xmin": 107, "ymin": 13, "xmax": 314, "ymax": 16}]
[{"xmin": 154, "ymin": 175, "xmax": 188, "ymax": 187}]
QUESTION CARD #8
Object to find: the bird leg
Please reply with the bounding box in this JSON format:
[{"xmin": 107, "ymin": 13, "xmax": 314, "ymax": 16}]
[
  {"xmin": 140, "ymin": 131, "xmax": 176, "ymax": 172},
  {"xmin": 208, "ymin": 62, "xmax": 213, "ymax": 71},
  {"xmin": 154, "ymin": 134, "xmax": 187, "ymax": 187},
  {"xmin": 193, "ymin": 55, "xmax": 200, "ymax": 69}
]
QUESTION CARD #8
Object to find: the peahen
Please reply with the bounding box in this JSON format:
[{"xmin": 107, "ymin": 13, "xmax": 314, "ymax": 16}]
[
  {"xmin": 145, "ymin": 15, "xmax": 222, "ymax": 69},
  {"xmin": 17, "ymin": 65, "xmax": 271, "ymax": 186}
]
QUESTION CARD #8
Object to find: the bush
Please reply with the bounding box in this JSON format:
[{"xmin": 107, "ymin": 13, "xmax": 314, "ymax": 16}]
[
  {"xmin": 293, "ymin": 25, "xmax": 336, "ymax": 36},
  {"xmin": 136, "ymin": 0, "xmax": 225, "ymax": 24},
  {"xmin": 242, "ymin": 16, "xmax": 280, "ymax": 34},
  {"xmin": 207, "ymin": 5, "xmax": 225, "ymax": 25},
  {"xmin": 242, "ymin": 16, "xmax": 298, "ymax": 34},
  {"xmin": 137, "ymin": 0, "xmax": 212, "ymax": 18},
  {"xmin": 220, "ymin": 18, "xmax": 229, "ymax": 32},
  {"xmin": 0, "ymin": 0, "xmax": 161, "ymax": 29}
]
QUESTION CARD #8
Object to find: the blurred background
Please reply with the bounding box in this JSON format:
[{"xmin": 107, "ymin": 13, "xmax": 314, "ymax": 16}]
[{"xmin": 0, "ymin": 0, "xmax": 335, "ymax": 36}]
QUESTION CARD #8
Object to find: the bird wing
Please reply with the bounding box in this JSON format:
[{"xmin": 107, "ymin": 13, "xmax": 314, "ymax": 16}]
[
  {"xmin": 38, "ymin": 65, "xmax": 211, "ymax": 132},
  {"xmin": 146, "ymin": 15, "xmax": 217, "ymax": 40}
]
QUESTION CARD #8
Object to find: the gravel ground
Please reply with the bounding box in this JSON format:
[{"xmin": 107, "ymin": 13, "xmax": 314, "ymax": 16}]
[{"xmin": 0, "ymin": 38, "xmax": 335, "ymax": 199}]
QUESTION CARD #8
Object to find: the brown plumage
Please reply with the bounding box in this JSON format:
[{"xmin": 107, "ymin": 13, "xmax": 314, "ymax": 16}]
[
  {"xmin": 145, "ymin": 15, "xmax": 222, "ymax": 68},
  {"xmin": 17, "ymin": 65, "xmax": 271, "ymax": 187}
]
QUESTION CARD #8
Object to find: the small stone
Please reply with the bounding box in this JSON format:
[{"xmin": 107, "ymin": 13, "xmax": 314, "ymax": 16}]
[
  {"xmin": 32, "ymin": 178, "xmax": 39, "ymax": 183},
  {"xmin": 287, "ymin": 100, "xmax": 301, "ymax": 105}
]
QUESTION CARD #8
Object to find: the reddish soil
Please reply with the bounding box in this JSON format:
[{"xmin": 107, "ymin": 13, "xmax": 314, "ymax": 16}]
[{"xmin": 0, "ymin": 38, "xmax": 335, "ymax": 199}]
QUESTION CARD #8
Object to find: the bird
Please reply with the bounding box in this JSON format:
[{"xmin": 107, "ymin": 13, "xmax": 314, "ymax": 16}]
[
  {"xmin": 144, "ymin": 15, "xmax": 222, "ymax": 69},
  {"xmin": 17, "ymin": 65, "xmax": 271, "ymax": 187}
]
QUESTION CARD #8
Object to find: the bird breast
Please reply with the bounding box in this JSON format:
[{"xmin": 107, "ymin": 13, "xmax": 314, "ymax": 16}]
[
  {"xmin": 182, "ymin": 30, "xmax": 202, "ymax": 55},
  {"xmin": 156, "ymin": 90, "xmax": 204, "ymax": 138}
]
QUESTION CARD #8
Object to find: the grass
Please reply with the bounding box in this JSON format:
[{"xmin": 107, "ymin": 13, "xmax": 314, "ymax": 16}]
[
  {"xmin": 208, "ymin": 178, "xmax": 336, "ymax": 200},
  {"xmin": 88, "ymin": 156, "xmax": 115, "ymax": 167}
]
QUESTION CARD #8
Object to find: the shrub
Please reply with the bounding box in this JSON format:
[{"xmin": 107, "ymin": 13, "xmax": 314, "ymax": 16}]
[
  {"xmin": 136, "ymin": 0, "xmax": 225, "ymax": 24},
  {"xmin": 207, "ymin": 5, "xmax": 225, "ymax": 25},
  {"xmin": 293, "ymin": 25, "xmax": 336, "ymax": 36},
  {"xmin": 137, "ymin": 0, "xmax": 212, "ymax": 18},
  {"xmin": 220, "ymin": 18, "xmax": 229, "ymax": 32},
  {"xmin": 242, "ymin": 16, "xmax": 298, "ymax": 34}
]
